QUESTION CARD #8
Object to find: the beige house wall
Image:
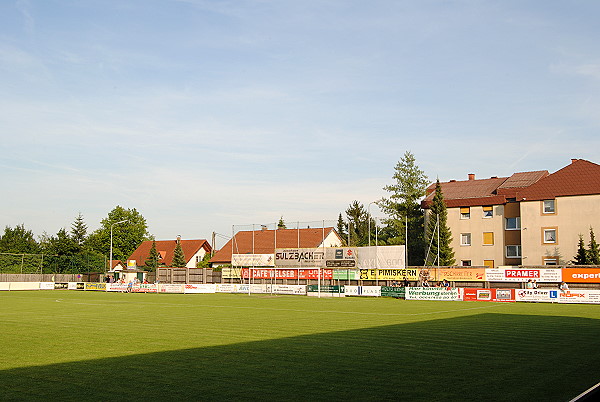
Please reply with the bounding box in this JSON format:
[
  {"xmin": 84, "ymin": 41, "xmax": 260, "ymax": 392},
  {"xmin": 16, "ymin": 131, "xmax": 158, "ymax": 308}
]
[
  {"xmin": 443, "ymin": 205, "xmax": 506, "ymax": 267},
  {"xmin": 520, "ymin": 194, "xmax": 600, "ymax": 265}
]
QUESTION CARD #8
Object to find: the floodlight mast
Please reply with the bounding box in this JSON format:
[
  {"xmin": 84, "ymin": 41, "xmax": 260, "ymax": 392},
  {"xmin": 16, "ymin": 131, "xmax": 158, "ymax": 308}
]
[{"xmin": 109, "ymin": 220, "xmax": 129, "ymax": 272}]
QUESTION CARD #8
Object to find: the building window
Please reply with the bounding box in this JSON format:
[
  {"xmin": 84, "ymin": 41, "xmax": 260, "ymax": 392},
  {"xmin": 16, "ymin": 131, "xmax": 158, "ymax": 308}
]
[
  {"xmin": 506, "ymin": 245, "xmax": 522, "ymax": 258},
  {"xmin": 484, "ymin": 260, "xmax": 494, "ymax": 268},
  {"xmin": 543, "ymin": 199, "xmax": 556, "ymax": 214},
  {"xmin": 483, "ymin": 206, "xmax": 493, "ymax": 218},
  {"xmin": 461, "ymin": 260, "xmax": 472, "ymax": 267},
  {"xmin": 544, "ymin": 258, "xmax": 558, "ymax": 265},
  {"xmin": 483, "ymin": 232, "xmax": 494, "ymax": 246},
  {"xmin": 505, "ymin": 217, "xmax": 521, "ymax": 230},
  {"xmin": 461, "ymin": 233, "xmax": 471, "ymax": 246},
  {"xmin": 460, "ymin": 207, "xmax": 470, "ymax": 219},
  {"xmin": 543, "ymin": 228, "xmax": 557, "ymax": 244}
]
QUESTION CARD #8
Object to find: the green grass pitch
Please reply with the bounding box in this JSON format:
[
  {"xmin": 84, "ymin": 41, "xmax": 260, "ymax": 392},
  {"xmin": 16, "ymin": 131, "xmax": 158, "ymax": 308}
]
[{"xmin": 0, "ymin": 291, "xmax": 599, "ymax": 401}]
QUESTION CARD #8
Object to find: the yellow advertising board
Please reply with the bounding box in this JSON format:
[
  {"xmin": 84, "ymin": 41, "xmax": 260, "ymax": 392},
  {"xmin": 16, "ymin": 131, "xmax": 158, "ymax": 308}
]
[{"xmin": 358, "ymin": 268, "xmax": 421, "ymax": 281}]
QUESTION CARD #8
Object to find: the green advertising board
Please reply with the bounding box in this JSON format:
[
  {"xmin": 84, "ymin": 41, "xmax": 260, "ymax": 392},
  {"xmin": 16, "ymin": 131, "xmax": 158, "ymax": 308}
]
[
  {"xmin": 306, "ymin": 285, "xmax": 344, "ymax": 294},
  {"xmin": 380, "ymin": 286, "xmax": 405, "ymax": 298}
]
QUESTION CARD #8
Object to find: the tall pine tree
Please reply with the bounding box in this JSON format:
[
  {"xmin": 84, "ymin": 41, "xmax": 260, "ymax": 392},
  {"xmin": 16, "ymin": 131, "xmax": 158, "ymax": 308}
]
[
  {"xmin": 572, "ymin": 234, "xmax": 589, "ymax": 265},
  {"xmin": 588, "ymin": 227, "xmax": 600, "ymax": 265},
  {"xmin": 145, "ymin": 240, "xmax": 160, "ymax": 271},
  {"xmin": 336, "ymin": 213, "xmax": 347, "ymax": 246},
  {"xmin": 424, "ymin": 179, "xmax": 455, "ymax": 266},
  {"xmin": 378, "ymin": 151, "xmax": 428, "ymax": 265},
  {"xmin": 172, "ymin": 238, "xmax": 187, "ymax": 268}
]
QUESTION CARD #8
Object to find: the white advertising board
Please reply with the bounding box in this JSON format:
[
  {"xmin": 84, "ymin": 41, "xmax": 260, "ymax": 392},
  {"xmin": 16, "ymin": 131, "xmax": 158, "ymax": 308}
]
[
  {"xmin": 486, "ymin": 267, "xmax": 562, "ymax": 282},
  {"xmin": 357, "ymin": 246, "xmax": 405, "ymax": 269},
  {"xmin": 215, "ymin": 283, "xmax": 249, "ymax": 293},
  {"xmin": 275, "ymin": 248, "xmax": 325, "ymax": 268},
  {"xmin": 183, "ymin": 284, "xmax": 217, "ymax": 294},
  {"xmin": 39, "ymin": 282, "xmax": 55, "ymax": 290},
  {"xmin": 158, "ymin": 284, "xmax": 184, "ymax": 293},
  {"xmin": 558, "ymin": 290, "xmax": 600, "ymax": 304},
  {"xmin": 405, "ymin": 287, "xmax": 461, "ymax": 301},
  {"xmin": 272, "ymin": 285, "xmax": 306, "ymax": 295},
  {"xmin": 0, "ymin": 282, "xmax": 10, "ymax": 291},
  {"xmin": 344, "ymin": 286, "xmax": 382, "ymax": 297},
  {"xmin": 106, "ymin": 283, "xmax": 128, "ymax": 292},
  {"xmin": 515, "ymin": 289, "xmax": 559, "ymax": 302},
  {"xmin": 9, "ymin": 282, "xmax": 41, "ymax": 291},
  {"xmin": 232, "ymin": 254, "xmax": 275, "ymax": 267}
]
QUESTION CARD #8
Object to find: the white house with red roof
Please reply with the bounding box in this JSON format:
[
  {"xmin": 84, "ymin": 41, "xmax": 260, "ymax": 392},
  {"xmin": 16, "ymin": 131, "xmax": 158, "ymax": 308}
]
[
  {"xmin": 128, "ymin": 237, "xmax": 212, "ymax": 269},
  {"xmin": 422, "ymin": 159, "xmax": 600, "ymax": 267}
]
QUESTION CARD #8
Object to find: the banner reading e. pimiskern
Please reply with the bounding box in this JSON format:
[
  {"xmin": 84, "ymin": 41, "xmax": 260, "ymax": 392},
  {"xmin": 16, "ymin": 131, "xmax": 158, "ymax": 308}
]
[
  {"xmin": 359, "ymin": 268, "xmax": 420, "ymax": 281},
  {"xmin": 405, "ymin": 287, "xmax": 461, "ymax": 301}
]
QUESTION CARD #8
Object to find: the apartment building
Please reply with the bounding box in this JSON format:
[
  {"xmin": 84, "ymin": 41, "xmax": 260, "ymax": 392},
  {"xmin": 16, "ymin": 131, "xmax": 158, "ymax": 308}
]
[{"xmin": 422, "ymin": 159, "xmax": 600, "ymax": 267}]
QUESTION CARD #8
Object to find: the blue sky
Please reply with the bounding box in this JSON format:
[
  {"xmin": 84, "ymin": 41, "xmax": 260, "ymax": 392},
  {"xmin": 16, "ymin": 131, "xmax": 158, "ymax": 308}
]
[{"xmin": 2, "ymin": 0, "xmax": 600, "ymax": 246}]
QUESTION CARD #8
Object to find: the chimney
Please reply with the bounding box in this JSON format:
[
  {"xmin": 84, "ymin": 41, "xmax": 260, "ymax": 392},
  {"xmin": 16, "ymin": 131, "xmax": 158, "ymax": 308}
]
[
  {"xmin": 468, "ymin": 173, "xmax": 475, "ymax": 181},
  {"xmin": 571, "ymin": 158, "xmax": 579, "ymax": 163}
]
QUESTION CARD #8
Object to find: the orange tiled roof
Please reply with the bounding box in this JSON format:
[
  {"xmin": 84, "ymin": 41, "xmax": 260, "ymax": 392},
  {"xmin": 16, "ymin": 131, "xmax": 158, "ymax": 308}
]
[
  {"xmin": 210, "ymin": 227, "xmax": 339, "ymax": 263},
  {"xmin": 517, "ymin": 159, "xmax": 600, "ymax": 201},
  {"xmin": 128, "ymin": 239, "xmax": 211, "ymax": 267}
]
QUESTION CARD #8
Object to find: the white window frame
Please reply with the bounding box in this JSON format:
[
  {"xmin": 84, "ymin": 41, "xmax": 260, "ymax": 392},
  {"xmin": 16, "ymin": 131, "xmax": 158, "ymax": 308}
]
[
  {"xmin": 506, "ymin": 245, "xmax": 522, "ymax": 258},
  {"xmin": 505, "ymin": 217, "xmax": 521, "ymax": 230},
  {"xmin": 543, "ymin": 199, "xmax": 555, "ymax": 214},
  {"xmin": 543, "ymin": 228, "xmax": 557, "ymax": 244},
  {"xmin": 483, "ymin": 206, "xmax": 493, "ymax": 218},
  {"xmin": 543, "ymin": 258, "xmax": 558, "ymax": 265},
  {"xmin": 461, "ymin": 233, "xmax": 471, "ymax": 246}
]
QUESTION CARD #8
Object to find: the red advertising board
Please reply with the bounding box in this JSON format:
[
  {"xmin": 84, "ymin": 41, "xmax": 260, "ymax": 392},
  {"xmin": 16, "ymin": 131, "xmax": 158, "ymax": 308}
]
[
  {"xmin": 462, "ymin": 288, "xmax": 515, "ymax": 302},
  {"xmin": 242, "ymin": 268, "xmax": 333, "ymax": 280}
]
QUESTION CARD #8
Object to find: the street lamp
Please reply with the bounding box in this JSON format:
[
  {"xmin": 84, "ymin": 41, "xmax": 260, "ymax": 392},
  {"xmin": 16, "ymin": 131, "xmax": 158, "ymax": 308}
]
[{"xmin": 109, "ymin": 219, "xmax": 128, "ymax": 272}]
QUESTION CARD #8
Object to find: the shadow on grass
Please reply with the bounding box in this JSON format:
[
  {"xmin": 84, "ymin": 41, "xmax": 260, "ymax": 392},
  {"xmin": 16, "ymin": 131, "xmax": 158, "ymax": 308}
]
[{"xmin": 1, "ymin": 313, "xmax": 599, "ymax": 401}]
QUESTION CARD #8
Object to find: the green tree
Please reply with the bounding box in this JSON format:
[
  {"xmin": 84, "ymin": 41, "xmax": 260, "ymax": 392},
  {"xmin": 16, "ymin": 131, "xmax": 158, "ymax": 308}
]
[
  {"xmin": 377, "ymin": 151, "xmax": 429, "ymax": 265},
  {"xmin": 345, "ymin": 201, "xmax": 372, "ymax": 246},
  {"xmin": 70, "ymin": 213, "xmax": 88, "ymax": 249},
  {"xmin": 588, "ymin": 227, "xmax": 600, "ymax": 265},
  {"xmin": 0, "ymin": 224, "xmax": 40, "ymax": 254},
  {"xmin": 40, "ymin": 228, "xmax": 78, "ymax": 256},
  {"xmin": 572, "ymin": 235, "xmax": 588, "ymax": 265},
  {"xmin": 86, "ymin": 206, "xmax": 151, "ymax": 262},
  {"xmin": 172, "ymin": 239, "xmax": 186, "ymax": 267},
  {"xmin": 424, "ymin": 179, "xmax": 455, "ymax": 266},
  {"xmin": 336, "ymin": 213, "xmax": 347, "ymax": 246},
  {"xmin": 196, "ymin": 253, "xmax": 212, "ymax": 268},
  {"xmin": 277, "ymin": 216, "xmax": 287, "ymax": 229},
  {"xmin": 145, "ymin": 240, "xmax": 160, "ymax": 271}
]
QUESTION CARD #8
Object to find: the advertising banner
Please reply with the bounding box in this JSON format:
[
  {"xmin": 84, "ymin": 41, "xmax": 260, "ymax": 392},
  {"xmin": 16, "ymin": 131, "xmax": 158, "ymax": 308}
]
[
  {"xmin": 0, "ymin": 283, "xmax": 9, "ymax": 291},
  {"xmin": 232, "ymin": 254, "xmax": 275, "ymax": 267},
  {"xmin": 272, "ymin": 285, "xmax": 307, "ymax": 295},
  {"xmin": 132, "ymin": 284, "xmax": 158, "ymax": 293},
  {"xmin": 344, "ymin": 286, "xmax": 382, "ymax": 297},
  {"xmin": 358, "ymin": 268, "xmax": 420, "ymax": 281},
  {"xmin": 306, "ymin": 285, "xmax": 345, "ymax": 297},
  {"xmin": 215, "ymin": 283, "xmax": 249, "ymax": 293},
  {"xmin": 558, "ymin": 290, "xmax": 600, "ymax": 304},
  {"xmin": 380, "ymin": 286, "xmax": 406, "ymax": 298},
  {"xmin": 39, "ymin": 282, "xmax": 55, "ymax": 290},
  {"xmin": 54, "ymin": 283, "xmax": 68, "ymax": 290},
  {"xmin": 462, "ymin": 288, "xmax": 515, "ymax": 302},
  {"xmin": 562, "ymin": 269, "xmax": 600, "ymax": 283},
  {"xmin": 184, "ymin": 284, "xmax": 217, "ymax": 294},
  {"xmin": 405, "ymin": 287, "xmax": 462, "ymax": 301},
  {"xmin": 486, "ymin": 267, "xmax": 562, "ymax": 282},
  {"xmin": 275, "ymin": 248, "xmax": 325, "ymax": 268},
  {"xmin": 84, "ymin": 282, "xmax": 106, "ymax": 291},
  {"xmin": 325, "ymin": 248, "xmax": 357, "ymax": 268},
  {"xmin": 515, "ymin": 289, "xmax": 559, "ymax": 302},
  {"xmin": 8, "ymin": 282, "xmax": 42, "ymax": 291},
  {"xmin": 333, "ymin": 269, "xmax": 360, "ymax": 280},
  {"xmin": 158, "ymin": 284, "xmax": 184, "ymax": 293},
  {"xmin": 357, "ymin": 246, "xmax": 405, "ymax": 269},
  {"xmin": 107, "ymin": 283, "xmax": 128, "ymax": 292},
  {"xmin": 221, "ymin": 267, "xmax": 243, "ymax": 279},
  {"xmin": 241, "ymin": 268, "xmax": 333, "ymax": 280},
  {"xmin": 434, "ymin": 268, "xmax": 486, "ymax": 282},
  {"xmin": 68, "ymin": 282, "xmax": 81, "ymax": 290}
]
